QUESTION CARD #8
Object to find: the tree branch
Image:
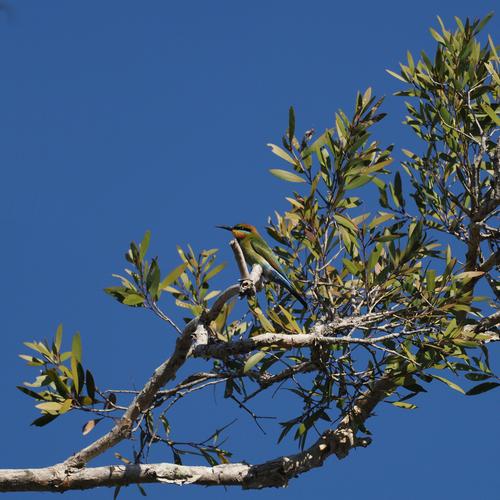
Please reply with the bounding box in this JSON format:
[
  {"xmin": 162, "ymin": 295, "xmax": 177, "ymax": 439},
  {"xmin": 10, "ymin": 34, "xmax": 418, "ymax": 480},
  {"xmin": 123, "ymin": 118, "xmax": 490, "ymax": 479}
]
[
  {"xmin": 63, "ymin": 319, "xmax": 199, "ymax": 469},
  {"xmin": 62, "ymin": 262, "xmax": 264, "ymax": 469},
  {"xmin": 194, "ymin": 330, "xmax": 419, "ymax": 359},
  {"xmin": 0, "ymin": 374, "xmax": 393, "ymax": 492}
]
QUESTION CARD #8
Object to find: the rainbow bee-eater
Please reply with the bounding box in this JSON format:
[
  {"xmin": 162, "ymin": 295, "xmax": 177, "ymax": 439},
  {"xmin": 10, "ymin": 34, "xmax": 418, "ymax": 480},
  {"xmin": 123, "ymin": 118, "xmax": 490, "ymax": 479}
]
[{"xmin": 217, "ymin": 223, "xmax": 307, "ymax": 309}]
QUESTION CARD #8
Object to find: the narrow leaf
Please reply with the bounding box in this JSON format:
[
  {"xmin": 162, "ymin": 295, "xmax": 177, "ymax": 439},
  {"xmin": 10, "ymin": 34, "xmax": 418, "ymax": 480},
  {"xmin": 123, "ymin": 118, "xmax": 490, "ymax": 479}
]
[
  {"xmin": 433, "ymin": 375, "xmax": 465, "ymax": 394},
  {"xmin": 392, "ymin": 401, "xmax": 417, "ymax": 409},
  {"xmin": 54, "ymin": 324, "xmax": 63, "ymax": 353},
  {"xmin": 82, "ymin": 418, "xmax": 103, "ymax": 435},
  {"xmin": 288, "ymin": 106, "xmax": 295, "ymax": 145},
  {"xmin": 72, "ymin": 332, "xmax": 82, "ymax": 363},
  {"xmin": 139, "ymin": 230, "xmax": 151, "ymax": 261},
  {"xmin": 244, "ymin": 351, "xmax": 266, "ymax": 373},
  {"xmin": 122, "ymin": 294, "xmax": 146, "ymax": 306},
  {"xmin": 269, "ymin": 169, "xmax": 305, "ymax": 183},
  {"xmin": 160, "ymin": 263, "xmax": 188, "ymax": 289},
  {"xmin": 267, "ymin": 143, "xmax": 296, "ymax": 165},
  {"xmin": 205, "ymin": 262, "xmax": 226, "ymax": 281},
  {"xmin": 466, "ymin": 382, "xmax": 500, "ymax": 396},
  {"xmin": 334, "ymin": 214, "xmax": 358, "ymax": 232}
]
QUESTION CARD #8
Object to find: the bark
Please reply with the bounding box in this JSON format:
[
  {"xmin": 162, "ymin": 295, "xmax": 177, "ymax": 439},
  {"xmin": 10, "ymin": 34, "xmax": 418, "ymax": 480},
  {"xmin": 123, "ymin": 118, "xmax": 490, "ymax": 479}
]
[
  {"xmin": 194, "ymin": 331, "xmax": 404, "ymax": 359},
  {"xmin": 0, "ymin": 376, "xmax": 391, "ymax": 492}
]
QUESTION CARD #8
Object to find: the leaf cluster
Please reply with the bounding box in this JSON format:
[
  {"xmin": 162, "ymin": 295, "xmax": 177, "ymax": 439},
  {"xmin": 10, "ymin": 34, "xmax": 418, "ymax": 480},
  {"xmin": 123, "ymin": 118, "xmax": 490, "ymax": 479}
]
[{"xmin": 18, "ymin": 325, "xmax": 99, "ymax": 427}]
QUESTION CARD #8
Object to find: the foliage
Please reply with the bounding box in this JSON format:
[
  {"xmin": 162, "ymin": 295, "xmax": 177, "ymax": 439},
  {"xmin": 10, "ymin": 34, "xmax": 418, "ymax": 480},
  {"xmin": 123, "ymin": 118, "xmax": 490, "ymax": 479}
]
[
  {"xmin": 16, "ymin": 13, "xmax": 499, "ymax": 492},
  {"xmin": 19, "ymin": 325, "xmax": 100, "ymax": 427}
]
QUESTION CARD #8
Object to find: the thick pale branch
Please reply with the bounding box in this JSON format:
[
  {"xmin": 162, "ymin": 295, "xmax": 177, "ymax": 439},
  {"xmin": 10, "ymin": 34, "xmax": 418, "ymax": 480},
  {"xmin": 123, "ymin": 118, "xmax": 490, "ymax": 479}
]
[
  {"xmin": 194, "ymin": 331, "xmax": 407, "ymax": 359},
  {"xmin": 0, "ymin": 374, "xmax": 393, "ymax": 492}
]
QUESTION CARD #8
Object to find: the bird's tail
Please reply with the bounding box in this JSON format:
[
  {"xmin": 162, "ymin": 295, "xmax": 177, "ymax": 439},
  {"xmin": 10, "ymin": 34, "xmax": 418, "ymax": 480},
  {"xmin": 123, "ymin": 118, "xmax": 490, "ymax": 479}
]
[
  {"xmin": 270, "ymin": 270, "xmax": 308, "ymax": 309},
  {"xmin": 290, "ymin": 287, "xmax": 308, "ymax": 309}
]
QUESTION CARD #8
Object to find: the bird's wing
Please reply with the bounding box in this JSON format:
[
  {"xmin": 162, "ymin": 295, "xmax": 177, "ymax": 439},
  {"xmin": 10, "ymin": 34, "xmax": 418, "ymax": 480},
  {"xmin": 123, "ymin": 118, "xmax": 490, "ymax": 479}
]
[
  {"xmin": 250, "ymin": 236, "xmax": 308, "ymax": 309},
  {"xmin": 250, "ymin": 237, "xmax": 289, "ymax": 280}
]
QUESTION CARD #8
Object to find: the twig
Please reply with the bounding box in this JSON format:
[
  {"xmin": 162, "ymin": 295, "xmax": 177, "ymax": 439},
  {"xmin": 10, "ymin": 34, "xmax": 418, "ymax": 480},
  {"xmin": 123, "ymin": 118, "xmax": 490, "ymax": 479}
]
[{"xmin": 228, "ymin": 395, "xmax": 275, "ymax": 434}]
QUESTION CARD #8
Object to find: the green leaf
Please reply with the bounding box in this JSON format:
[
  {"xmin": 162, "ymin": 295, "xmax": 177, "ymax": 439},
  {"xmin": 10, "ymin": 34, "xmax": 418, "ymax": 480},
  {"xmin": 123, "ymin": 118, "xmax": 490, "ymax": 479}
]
[
  {"xmin": 54, "ymin": 324, "xmax": 63, "ymax": 353},
  {"xmin": 367, "ymin": 243, "xmax": 383, "ymax": 271},
  {"xmin": 17, "ymin": 386, "xmax": 45, "ymax": 400},
  {"xmin": 18, "ymin": 354, "xmax": 45, "ymax": 366},
  {"xmin": 464, "ymin": 373, "xmax": 490, "ymax": 381},
  {"xmin": 31, "ymin": 414, "xmax": 58, "ymax": 427},
  {"xmin": 269, "ymin": 169, "xmax": 305, "ymax": 183},
  {"xmin": 47, "ymin": 369, "xmax": 70, "ymax": 398},
  {"xmin": 466, "ymin": 382, "xmax": 500, "ymax": 396},
  {"xmin": 481, "ymin": 103, "xmax": 500, "ymax": 125},
  {"xmin": 477, "ymin": 12, "xmax": 494, "ymax": 32},
  {"xmin": 344, "ymin": 175, "xmax": 373, "ymax": 190},
  {"xmin": 393, "ymin": 172, "xmax": 404, "ymax": 207},
  {"xmin": 256, "ymin": 309, "xmax": 275, "ymax": 332},
  {"xmin": 204, "ymin": 290, "xmax": 220, "ymax": 301},
  {"xmin": 429, "ymin": 27, "xmax": 445, "ymax": 45},
  {"xmin": 426, "ymin": 270, "xmax": 436, "ymax": 293},
  {"xmin": 72, "ymin": 332, "xmax": 82, "ymax": 363},
  {"xmin": 122, "ymin": 294, "xmax": 146, "ymax": 306},
  {"xmin": 267, "ymin": 143, "xmax": 296, "ymax": 165},
  {"xmin": 130, "ymin": 241, "xmax": 140, "ymax": 264},
  {"xmin": 86, "ymin": 370, "xmax": 96, "ymax": 401},
  {"xmin": 386, "ymin": 69, "xmax": 408, "ymax": 82},
  {"xmin": 146, "ymin": 258, "xmax": 161, "ymax": 298},
  {"xmin": 71, "ymin": 359, "xmax": 85, "ymax": 396},
  {"xmin": 342, "ymin": 258, "xmax": 360, "ymax": 275},
  {"xmin": 392, "ymin": 401, "xmax": 417, "ymax": 409},
  {"xmin": 104, "ymin": 286, "xmax": 129, "ymax": 302},
  {"xmin": 139, "ymin": 230, "xmax": 151, "ymax": 261},
  {"xmin": 243, "ymin": 351, "xmax": 266, "ymax": 373},
  {"xmin": 369, "ymin": 213, "xmax": 394, "ymax": 229},
  {"xmin": 35, "ymin": 401, "xmax": 63, "ymax": 414},
  {"xmin": 335, "ymin": 113, "xmax": 346, "ymax": 142},
  {"xmin": 24, "ymin": 374, "xmax": 51, "ymax": 388},
  {"xmin": 160, "ymin": 263, "xmax": 188, "ymax": 290},
  {"xmin": 59, "ymin": 398, "xmax": 73, "ymax": 414},
  {"xmin": 433, "ymin": 375, "xmax": 465, "ymax": 394},
  {"xmin": 455, "ymin": 271, "xmax": 484, "ymax": 283},
  {"xmin": 205, "ymin": 262, "xmax": 226, "ymax": 281},
  {"xmin": 24, "ymin": 341, "xmax": 52, "ymax": 359},
  {"xmin": 334, "ymin": 214, "xmax": 357, "ymax": 232},
  {"xmin": 288, "ymin": 106, "xmax": 295, "ymax": 145}
]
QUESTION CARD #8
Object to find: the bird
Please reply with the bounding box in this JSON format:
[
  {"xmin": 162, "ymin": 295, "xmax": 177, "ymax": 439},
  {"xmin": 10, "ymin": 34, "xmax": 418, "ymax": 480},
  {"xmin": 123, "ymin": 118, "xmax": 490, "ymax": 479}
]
[{"xmin": 217, "ymin": 223, "xmax": 307, "ymax": 309}]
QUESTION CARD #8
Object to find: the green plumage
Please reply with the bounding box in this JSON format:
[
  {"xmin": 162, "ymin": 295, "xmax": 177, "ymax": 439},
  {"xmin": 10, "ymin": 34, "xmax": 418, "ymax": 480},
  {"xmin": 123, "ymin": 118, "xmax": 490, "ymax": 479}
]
[{"xmin": 217, "ymin": 223, "xmax": 307, "ymax": 309}]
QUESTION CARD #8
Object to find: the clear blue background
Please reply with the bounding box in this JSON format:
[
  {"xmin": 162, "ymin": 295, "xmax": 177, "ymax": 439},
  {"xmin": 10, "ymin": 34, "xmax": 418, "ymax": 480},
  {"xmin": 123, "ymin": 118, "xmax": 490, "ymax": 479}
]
[{"xmin": 0, "ymin": 1, "xmax": 498, "ymax": 498}]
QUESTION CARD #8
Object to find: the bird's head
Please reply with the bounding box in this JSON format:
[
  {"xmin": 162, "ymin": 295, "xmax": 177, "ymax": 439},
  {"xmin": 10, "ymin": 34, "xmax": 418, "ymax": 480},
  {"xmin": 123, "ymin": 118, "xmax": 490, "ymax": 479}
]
[{"xmin": 216, "ymin": 223, "xmax": 259, "ymax": 240}]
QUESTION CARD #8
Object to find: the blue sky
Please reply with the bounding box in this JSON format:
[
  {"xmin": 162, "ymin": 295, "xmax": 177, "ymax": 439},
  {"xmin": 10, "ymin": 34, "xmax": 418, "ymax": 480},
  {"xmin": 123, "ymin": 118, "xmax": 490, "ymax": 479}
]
[{"xmin": 0, "ymin": 1, "xmax": 498, "ymax": 498}]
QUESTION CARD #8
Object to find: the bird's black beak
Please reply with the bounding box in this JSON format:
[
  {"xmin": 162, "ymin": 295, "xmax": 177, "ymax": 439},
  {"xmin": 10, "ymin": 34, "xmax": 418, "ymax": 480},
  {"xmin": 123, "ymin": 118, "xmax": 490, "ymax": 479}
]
[{"xmin": 216, "ymin": 225, "xmax": 233, "ymax": 231}]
